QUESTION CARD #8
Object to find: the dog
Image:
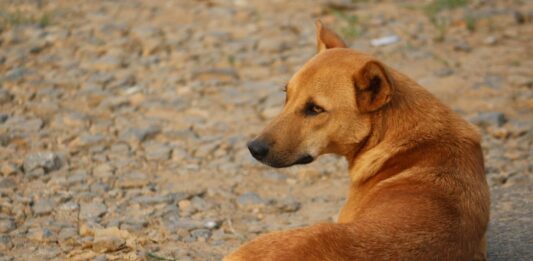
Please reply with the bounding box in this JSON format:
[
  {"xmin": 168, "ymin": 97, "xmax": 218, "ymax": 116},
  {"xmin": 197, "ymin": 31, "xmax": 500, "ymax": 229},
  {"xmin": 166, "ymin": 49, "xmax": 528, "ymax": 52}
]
[{"xmin": 224, "ymin": 21, "xmax": 490, "ymax": 261}]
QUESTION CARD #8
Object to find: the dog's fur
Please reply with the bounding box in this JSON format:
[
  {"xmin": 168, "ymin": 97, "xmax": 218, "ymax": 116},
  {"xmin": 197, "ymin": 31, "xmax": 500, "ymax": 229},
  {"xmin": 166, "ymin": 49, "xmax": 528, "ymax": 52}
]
[{"xmin": 225, "ymin": 21, "xmax": 490, "ymax": 261}]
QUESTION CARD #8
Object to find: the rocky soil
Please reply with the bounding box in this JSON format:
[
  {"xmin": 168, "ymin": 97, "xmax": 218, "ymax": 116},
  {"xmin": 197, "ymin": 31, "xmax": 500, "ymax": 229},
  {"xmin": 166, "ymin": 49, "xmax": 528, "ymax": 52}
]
[{"xmin": 0, "ymin": 0, "xmax": 531, "ymax": 260}]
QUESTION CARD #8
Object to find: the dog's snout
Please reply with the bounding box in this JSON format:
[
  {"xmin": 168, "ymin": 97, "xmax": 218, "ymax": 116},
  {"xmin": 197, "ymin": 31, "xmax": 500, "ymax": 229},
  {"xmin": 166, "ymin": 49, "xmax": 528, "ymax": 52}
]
[{"xmin": 248, "ymin": 139, "xmax": 269, "ymax": 160}]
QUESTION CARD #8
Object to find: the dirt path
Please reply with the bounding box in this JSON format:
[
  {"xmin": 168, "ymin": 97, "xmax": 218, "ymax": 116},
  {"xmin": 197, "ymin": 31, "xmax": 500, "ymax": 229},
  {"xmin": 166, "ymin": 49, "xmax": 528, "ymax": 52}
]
[{"xmin": 0, "ymin": 0, "xmax": 531, "ymax": 260}]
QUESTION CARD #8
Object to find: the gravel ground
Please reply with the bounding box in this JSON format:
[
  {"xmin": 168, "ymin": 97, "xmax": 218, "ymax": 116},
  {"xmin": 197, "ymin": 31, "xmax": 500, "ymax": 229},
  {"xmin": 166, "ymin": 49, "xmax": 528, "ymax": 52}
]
[{"xmin": 0, "ymin": 0, "xmax": 531, "ymax": 260}]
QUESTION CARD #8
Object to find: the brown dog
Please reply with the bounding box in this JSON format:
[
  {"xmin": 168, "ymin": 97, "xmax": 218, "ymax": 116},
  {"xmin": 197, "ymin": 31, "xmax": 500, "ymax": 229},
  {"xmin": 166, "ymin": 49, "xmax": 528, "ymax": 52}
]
[{"xmin": 224, "ymin": 21, "xmax": 490, "ymax": 261}]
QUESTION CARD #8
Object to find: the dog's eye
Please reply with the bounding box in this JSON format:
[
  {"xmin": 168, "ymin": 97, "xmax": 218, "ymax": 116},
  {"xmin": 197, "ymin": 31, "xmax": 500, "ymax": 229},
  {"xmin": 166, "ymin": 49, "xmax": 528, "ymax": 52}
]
[{"xmin": 304, "ymin": 102, "xmax": 325, "ymax": 116}]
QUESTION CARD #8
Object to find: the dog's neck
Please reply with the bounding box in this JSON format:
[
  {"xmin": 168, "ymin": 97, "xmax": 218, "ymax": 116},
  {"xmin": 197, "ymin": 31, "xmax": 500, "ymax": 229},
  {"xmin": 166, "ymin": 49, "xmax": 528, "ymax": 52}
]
[{"xmin": 346, "ymin": 71, "xmax": 451, "ymax": 184}]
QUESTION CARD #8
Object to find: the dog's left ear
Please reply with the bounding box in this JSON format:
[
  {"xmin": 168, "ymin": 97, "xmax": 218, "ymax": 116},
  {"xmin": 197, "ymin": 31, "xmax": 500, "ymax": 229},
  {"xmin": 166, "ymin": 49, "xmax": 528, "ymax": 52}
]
[
  {"xmin": 354, "ymin": 60, "xmax": 394, "ymax": 113},
  {"xmin": 315, "ymin": 20, "xmax": 347, "ymax": 54}
]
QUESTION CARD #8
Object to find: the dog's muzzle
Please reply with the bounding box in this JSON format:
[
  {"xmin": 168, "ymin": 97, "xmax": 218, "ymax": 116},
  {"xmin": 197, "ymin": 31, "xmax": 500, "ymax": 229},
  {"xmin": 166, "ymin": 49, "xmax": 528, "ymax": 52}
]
[{"xmin": 247, "ymin": 139, "xmax": 315, "ymax": 168}]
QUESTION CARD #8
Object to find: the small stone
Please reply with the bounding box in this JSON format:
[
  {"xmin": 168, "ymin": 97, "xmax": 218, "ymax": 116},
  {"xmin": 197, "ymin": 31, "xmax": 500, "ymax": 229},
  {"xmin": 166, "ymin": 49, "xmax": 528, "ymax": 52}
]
[
  {"xmin": 33, "ymin": 198, "xmax": 56, "ymax": 215},
  {"xmin": 3, "ymin": 67, "xmax": 30, "ymax": 82},
  {"xmin": 133, "ymin": 194, "xmax": 173, "ymax": 205},
  {"xmin": 0, "ymin": 177, "xmax": 16, "ymax": 190},
  {"xmin": 434, "ymin": 67, "xmax": 454, "ymax": 77},
  {"xmin": 79, "ymin": 220, "xmax": 103, "ymax": 236},
  {"xmin": 0, "ymin": 114, "xmax": 8, "ymax": 123},
  {"xmin": 178, "ymin": 199, "xmax": 192, "ymax": 210},
  {"xmin": 469, "ymin": 112, "xmax": 507, "ymax": 128},
  {"xmin": 143, "ymin": 142, "xmax": 171, "ymax": 160},
  {"xmin": 119, "ymin": 125, "xmax": 160, "ymax": 143},
  {"xmin": 190, "ymin": 228, "xmax": 211, "ymax": 241},
  {"xmin": 72, "ymin": 133, "xmax": 106, "ymax": 147},
  {"xmin": 0, "ymin": 235, "xmax": 12, "ymax": 251},
  {"xmin": 194, "ymin": 143, "xmax": 219, "ymax": 158},
  {"xmin": 508, "ymin": 75, "xmax": 532, "ymax": 88},
  {"xmin": 130, "ymin": 25, "xmax": 165, "ymax": 56},
  {"xmin": 89, "ymin": 55, "xmax": 124, "ymax": 71},
  {"xmin": 80, "ymin": 202, "xmax": 107, "ymax": 220},
  {"xmin": 116, "ymin": 171, "xmax": 148, "ymax": 188},
  {"xmin": 237, "ymin": 192, "xmax": 266, "ymax": 208},
  {"xmin": 0, "ymin": 218, "xmax": 16, "ymax": 233},
  {"xmin": 57, "ymin": 227, "xmax": 78, "ymax": 249},
  {"xmin": 61, "ymin": 112, "xmax": 88, "ymax": 127},
  {"xmin": 262, "ymin": 171, "xmax": 287, "ymax": 181},
  {"xmin": 513, "ymin": 10, "xmax": 526, "ymax": 24},
  {"xmin": 0, "ymin": 88, "xmax": 14, "ymax": 105},
  {"xmin": 453, "ymin": 41, "xmax": 471, "ymax": 52},
  {"xmin": 27, "ymin": 227, "xmax": 56, "ymax": 242},
  {"xmin": 257, "ymin": 38, "xmax": 289, "ymax": 53},
  {"xmin": 0, "ymin": 255, "xmax": 14, "ymax": 261},
  {"xmin": 6, "ymin": 117, "xmax": 43, "ymax": 132},
  {"xmin": 1, "ymin": 162, "xmax": 19, "ymax": 176},
  {"xmin": 92, "ymin": 227, "xmax": 129, "ymax": 253},
  {"xmin": 67, "ymin": 170, "xmax": 88, "ymax": 185},
  {"xmin": 191, "ymin": 196, "xmax": 212, "ymax": 211},
  {"xmin": 482, "ymin": 74, "xmax": 503, "ymax": 89},
  {"xmin": 483, "ymin": 36, "xmax": 497, "ymax": 45},
  {"xmin": 92, "ymin": 164, "xmax": 115, "ymax": 179},
  {"xmin": 203, "ymin": 220, "xmax": 221, "ymax": 230},
  {"xmin": 92, "ymin": 255, "xmax": 106, "ymax": 261},
  {"xmin": 23, "ymin": 151, "xmax": 62, "ymax": 174},
  {"xmin": 275, "ymin": 197, "xmax": 301, "ymax": 213},
  {"xmin": 192, "ymin": 68, "xmax": 239, "ymax": 82},
  {"xmin": 92, "ymin": 235, "xmax": 124, "ymax": 253}
]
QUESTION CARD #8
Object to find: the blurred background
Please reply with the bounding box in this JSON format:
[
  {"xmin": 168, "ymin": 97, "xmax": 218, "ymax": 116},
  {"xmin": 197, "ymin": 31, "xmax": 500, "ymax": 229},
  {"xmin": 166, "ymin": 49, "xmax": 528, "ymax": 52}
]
[{"xmin": 0, "ymin": 0, "xmax": 531, "ymax": 260}]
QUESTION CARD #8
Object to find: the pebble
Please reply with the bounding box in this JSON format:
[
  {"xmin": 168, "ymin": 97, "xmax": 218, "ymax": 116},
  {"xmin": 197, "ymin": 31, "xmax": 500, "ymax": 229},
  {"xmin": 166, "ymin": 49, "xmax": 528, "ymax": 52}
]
[
  {"xmin": 204, "ymin": 220, "xmax": 221, "ymax": 230},
  {"xmin": 0, "ymin": 163, "xmax": 19, "ymax": 176},
  {"xmin": 434, "ymin": 67, "xmax": 454, "ymax": 77},
  {"xmin": 237, "ymin": 192, "xmax": 266, "ymax": 208},
  {"xmin": 0, "ymin": 177, "xmax": 17, "ymax": 190},
  {"xmin": 257, "ymin": 38, "xmax": 289, "ymax": 53},
  {"xmin": 119, "ymin": 125, "xmax": 161, "ymax": 144},
  {"xmin": 23, "ymin": 152, "xmax": 62, "ymax": 174},
  {"xmin": 190, "ymin": 228, "xmax": 211, "ymax": 241},
  {"xmin": 88, "ymin": 55, "xmax": 124, "ymax": 71},
  {"xmin": 275, "ymin": 197, "xmax": 301, "ymax": 213},
  {"xmin": 143, "ymin": 142, "xmax": 171, "ymax": 160},
  {"xmin": 0, "ymin": 219, "xmax": 16, "ymax": 233},
  {"xmin": 116, "ymin": 171, "xmax": 149, "ymax": 188},
  {"xmin": 0, "ymin": 114, "xmax": 8, "ymax": 123},
  {"xmin": 370, "ymin": 35, "xmax": 400, "ymax": 46},
  {"xmin": 80, "ymin": 202, "xmax": 108, "ymax": 220},
  {"xmin": 469, "ymin": 112, "xmax": 507, "ymax": 128},
  {"xmin": 32, "ymin": 198, "xmax": 56, "ymax": 215},
  {"xmin": 92, "ymin": 164, "xmax": 115, "ymax": 179},
  {"xmin": 133, "ymin": 194, "xmax": 173, "ymax": 205},
  {"xmin": 0, "ymin": 235, "xmax": 12, "ymax": 251},
  {"xmin": 453, "ymin": 41, "xmax": 472, "ymax": 52},
  {"xmin": 92, "ymin": 235, "xmax": 125, "ymax": 253},
  {"xmin": 0, "ymin": 88, "xmax": 14, "ymax": 105},
  {"xmin": 27, "ymin": 227, "xmax": 56, "ymax": 242},
  {"xmin": 57, "ymin": 227, "xmax": 78, "ymax": 251}
]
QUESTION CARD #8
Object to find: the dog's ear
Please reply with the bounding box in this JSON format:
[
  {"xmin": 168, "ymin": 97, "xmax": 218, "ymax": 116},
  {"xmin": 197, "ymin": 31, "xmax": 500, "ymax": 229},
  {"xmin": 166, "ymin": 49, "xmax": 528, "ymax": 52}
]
[
  {"xmin": 354, "ymin": 60, "xmax": 394, "ymax": 113},
  {"xmin": 315, "ymin": 20, "xmax": 347, "ymax": 54}
]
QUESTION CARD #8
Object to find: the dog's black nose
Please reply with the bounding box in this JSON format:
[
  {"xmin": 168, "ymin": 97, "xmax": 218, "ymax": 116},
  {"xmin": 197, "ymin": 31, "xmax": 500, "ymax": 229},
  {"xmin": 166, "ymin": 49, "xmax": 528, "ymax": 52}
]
[{"xmin": 247, "ymin": 139, "xmax": 269, "ymax": 160}]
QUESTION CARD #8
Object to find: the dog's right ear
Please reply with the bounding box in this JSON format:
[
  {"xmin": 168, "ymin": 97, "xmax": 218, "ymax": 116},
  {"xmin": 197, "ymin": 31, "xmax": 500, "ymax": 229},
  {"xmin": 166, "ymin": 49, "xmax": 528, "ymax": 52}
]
[
  {"xmin": 315, "ymin": 20, "xmax": 347, "ymax": 54},
  {"xmin": 353, "ymin": 60, "xmax": 394, "ymax": 113}
]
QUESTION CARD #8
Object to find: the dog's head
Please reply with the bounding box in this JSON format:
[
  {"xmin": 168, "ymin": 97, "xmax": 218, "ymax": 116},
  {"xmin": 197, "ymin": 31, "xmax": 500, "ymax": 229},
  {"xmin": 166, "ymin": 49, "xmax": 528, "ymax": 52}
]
[{"xmin": 248, "ymin": 21, "xmax": 395, "ymax": 168}]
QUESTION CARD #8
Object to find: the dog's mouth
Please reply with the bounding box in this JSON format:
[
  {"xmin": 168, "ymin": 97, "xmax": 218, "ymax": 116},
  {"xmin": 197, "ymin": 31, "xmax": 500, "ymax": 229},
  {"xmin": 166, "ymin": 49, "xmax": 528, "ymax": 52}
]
[
  {"xmin": 264, "ymin": 154, "xmax": 315, "ymax": 168},
  {"xmin": 294, "ymin": 154, "xmax": 314, "ymax": 165}
]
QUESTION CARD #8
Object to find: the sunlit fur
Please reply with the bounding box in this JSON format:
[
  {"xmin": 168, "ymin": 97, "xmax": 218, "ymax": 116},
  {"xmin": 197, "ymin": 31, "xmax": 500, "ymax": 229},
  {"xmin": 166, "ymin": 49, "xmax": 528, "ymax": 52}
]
[{"xmin": 225, "ymin": 21, "xmax": 490, "ymax": 261}]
